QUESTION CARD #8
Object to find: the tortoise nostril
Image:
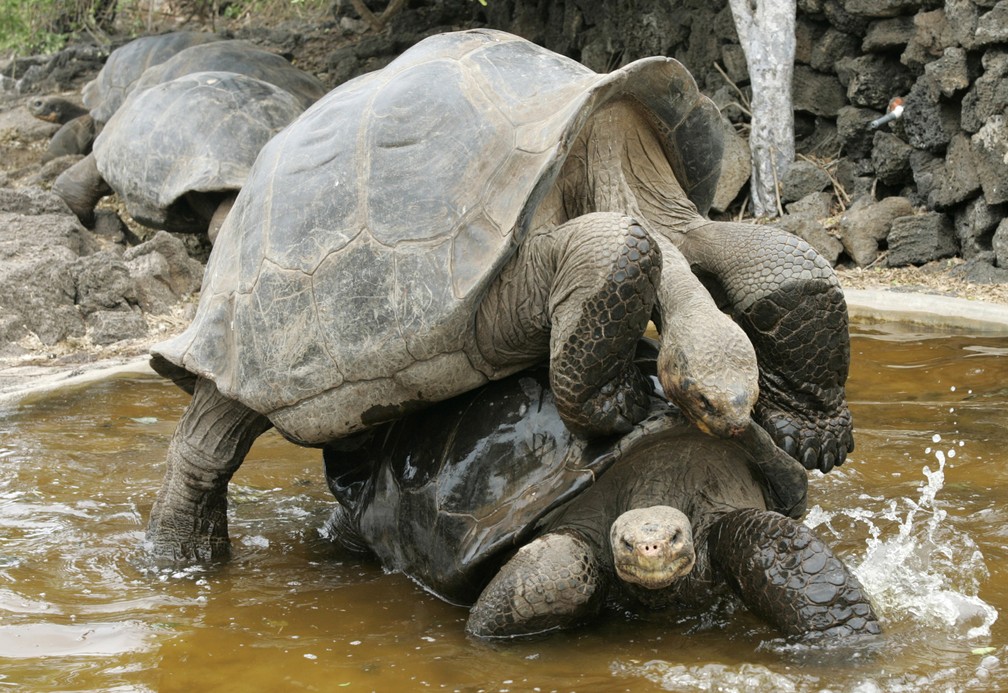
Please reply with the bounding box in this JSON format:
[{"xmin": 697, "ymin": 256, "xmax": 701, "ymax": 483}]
[{"xmin": 639, "ymin": 541, "xmax": 663, "ymax": 556}]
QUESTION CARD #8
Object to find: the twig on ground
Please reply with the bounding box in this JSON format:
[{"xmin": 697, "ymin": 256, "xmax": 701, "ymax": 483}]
[
  {"xmin": 713, "ymin": 62, "xmax": 752, "ymax": 118},
  {"xmin": 349, "ymin": 0, "xmax": 407, "ymax": 31}
]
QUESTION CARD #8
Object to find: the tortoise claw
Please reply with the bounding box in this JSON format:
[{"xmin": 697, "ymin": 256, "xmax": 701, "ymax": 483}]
[
  {"xmin": 819, "ymin": 451, "xmax": 836, "ymax": 474},
  {"xmin": 801, "ymin": 445, "xmax": 819, "ymax": 471},
  {"xmin": 781, "ymin": 434, "xmax": 798, "ymax": 459},
  {"xmin": 756, "ymin": 405, "xmax": 853, "ymax": 473}
]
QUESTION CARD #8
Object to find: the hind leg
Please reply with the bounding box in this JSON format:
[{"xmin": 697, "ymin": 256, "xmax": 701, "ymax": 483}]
[
  {"xmin": 476, "ymin": 212, "xmax": 660, "ymax": 438},
  {"xmin": 708, "ymin": 508, "xmax": 880, "ymax": 638},
  {"xmin": 146, "ymin": 377, "xmax": 272, "ymax": 562}
]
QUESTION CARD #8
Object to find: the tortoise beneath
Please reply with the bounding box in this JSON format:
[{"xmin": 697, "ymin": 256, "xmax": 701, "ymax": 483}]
[{"xmin": 324, "ymin": 340, "xmax": 880, "ymax": 640}]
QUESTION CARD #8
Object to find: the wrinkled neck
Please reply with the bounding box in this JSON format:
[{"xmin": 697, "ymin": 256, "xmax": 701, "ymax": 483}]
[{"xmin": 532, "ymin": 99, "xmax": 702, "ymax": 235}]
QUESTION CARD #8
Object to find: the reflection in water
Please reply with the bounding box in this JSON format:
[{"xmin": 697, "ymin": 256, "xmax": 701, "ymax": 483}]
[{"xmin": 0, "ymin": 323, "xmax": 1007, "ymax": 690}]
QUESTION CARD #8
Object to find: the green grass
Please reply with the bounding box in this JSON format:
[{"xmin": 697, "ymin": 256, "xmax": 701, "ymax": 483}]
[
  {"xmin": 0, "ymin": 0, "xmax": 333, "ymax": 57},
  {"xmin": 0, "ymin": 0, "xmax": 71, "ymax": 54}
]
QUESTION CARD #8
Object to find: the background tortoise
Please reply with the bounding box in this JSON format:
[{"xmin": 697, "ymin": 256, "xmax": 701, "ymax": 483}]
[
  {"xmin": 146, "ymin": 29, "xmax": 847, "ymax": 561},
  {"xmin": 53, "ymin": 70, "xmax": 313, "ymax": 235},
  {"xmin": 53, "ymin": 37, "xmax": 326, "ymax": 232},
  {"xmin": 28, "ymin": 32, "xmax": 223, "ymax": 161},
  {"xmin": 83, "ymin": 30, "xmax": 223, "ymax": 125},
  {"xmin": 27, "ymin": 96, "xmax": 94, "ymax": 162},
  {"xmin": 127, "ymin": 39, "xmax": 325, "ymax": 111},
  {"xmin": 325, "ymin": 340, "xmax": 880, "ymax": 639}
]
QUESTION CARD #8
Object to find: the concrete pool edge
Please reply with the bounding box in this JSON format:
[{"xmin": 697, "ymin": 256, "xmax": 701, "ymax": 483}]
[
  {"xmin": 0, "ymin": 355, "xmax": 155, "ymax": 409},
  {"xmin": 844, "ymin": 288, "xmax": 1008, "ymax": 335}
]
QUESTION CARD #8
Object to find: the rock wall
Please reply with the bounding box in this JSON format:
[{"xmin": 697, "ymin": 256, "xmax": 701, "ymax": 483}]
[
  {"xmin": 794, "ymin": 0, "xmax": 1008, "ymax": 280},
  {"xmin": 324, "ymin": 0, "xmax": 1008, "ymax": 278}
]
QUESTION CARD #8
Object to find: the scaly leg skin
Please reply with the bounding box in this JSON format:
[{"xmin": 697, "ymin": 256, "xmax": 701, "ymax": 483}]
[
  {"xmin": 674, "ymin": 221, "xmax": 854, "ymax": 472},
  {"xmin": 708, "ymin": 508, "xmax": 881, "ymax": 639},
  {"xmin": 477, "ymin": 212, "xmax": 660, "ymax": 439},
  {"xmin": 51, "ymin": 152, "xmax": 110, "ymax": 228},
  {"xmin": 146, "ymin": 377, "xmax": 272, "ymax": 562},
  {"xmin": 744, "ymin": 277, "xmax": 854, "ymax": 472},
  {"xmin": 466, "ymin": 531, "xmax": 605, "ymax": 639}
]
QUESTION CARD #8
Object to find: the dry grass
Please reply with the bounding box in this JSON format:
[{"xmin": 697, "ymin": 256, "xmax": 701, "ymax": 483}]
[{"xmin": 836, "ymin": 261, "xmax": 1008, "ymax": 306}]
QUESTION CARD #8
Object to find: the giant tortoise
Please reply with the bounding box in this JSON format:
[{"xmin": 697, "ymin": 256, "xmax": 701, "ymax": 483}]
[
  {"xmin": 29, "ymin": 32, "xmax": 222, "ymax": 161},
  {"xmin": 83, "ymin": 31, "xmax": 224, "ymax": 125},
  {"xmin": 325, "ymin": 340, "xmax": 880, "ymax": 639},
  {"xmin": 127, "ymin": 39, "xmax": 325, "ymax": 111},
  {"xmin": 146, "ymin": 29, "xmax": 852, "ymax": 561},
  {"xmin": 53, "ymin": 70, "xmax": 310, "ymax": 235},
  {"xmin": 53, "ymin": 37, "xmax": 327, "ymax": 232}
]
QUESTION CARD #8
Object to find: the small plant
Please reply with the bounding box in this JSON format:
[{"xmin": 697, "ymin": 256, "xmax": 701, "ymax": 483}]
[
  {"xmin": 0, "ymin": 0, "xmax": 117, "ymax": 56},
  {"xmin": 0, "ymin": 0, "xmax": 66, "ymax": 55}
]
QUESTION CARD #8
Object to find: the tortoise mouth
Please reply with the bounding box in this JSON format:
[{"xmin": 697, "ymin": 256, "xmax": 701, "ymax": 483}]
[
  {"xmin": 615, "ymin": 552, "xmax": 695, "ymax": 589},
  {"xmin": 666, "ymin": 383, "xmax": 751, "ymax": 439}
]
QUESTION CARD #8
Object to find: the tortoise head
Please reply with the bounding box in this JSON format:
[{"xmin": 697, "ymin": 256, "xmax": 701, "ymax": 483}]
[
  {"xmin": 28, "ymin": 97, "xmax": 60, "ymax": 123},
  {"xmin": 610, "ymin": 505, "xmax": 695, "ymax": 589},
  {"xmin": 655, "ymin": 311, "xmax": 758, "ymax": 439},
  {"xmin": 28, "ymin": 97, "xmax": 85, "ymax": 124}
]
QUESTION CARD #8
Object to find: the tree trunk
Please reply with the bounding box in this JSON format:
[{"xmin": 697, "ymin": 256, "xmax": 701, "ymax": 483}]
[{"xmin": 729, "ymin": 0, "xmax": 796, "ymax": 217}]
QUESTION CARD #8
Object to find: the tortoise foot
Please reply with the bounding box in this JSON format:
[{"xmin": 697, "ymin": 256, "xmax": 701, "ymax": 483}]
[
  {"xmin": 710, "ymin": 508, "xmax": 881, "ymax": 638},
  {"xmin": 757, "ymin": 400, "xmax": 854, "ymax": 473},
  {"xmin": 557, "ymin": 364, "xmax": 653, "ymax": 439},
  {"xmin": 145, "ymin": 506, "xmax": 232, "ymax": 563}
]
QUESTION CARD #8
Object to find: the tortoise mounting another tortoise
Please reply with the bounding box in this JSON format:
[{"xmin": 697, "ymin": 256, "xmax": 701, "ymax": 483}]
[{"xmin": 145, "ymin": 29, "xmax": 854, "ymax": 562}]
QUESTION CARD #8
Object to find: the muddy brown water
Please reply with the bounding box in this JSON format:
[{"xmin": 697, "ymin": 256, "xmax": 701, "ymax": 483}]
[{"xmin": 1, "ymin": 321, "xmax": 1007, "ymax": 691}]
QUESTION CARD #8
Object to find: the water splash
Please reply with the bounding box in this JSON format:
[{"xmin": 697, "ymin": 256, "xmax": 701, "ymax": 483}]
[{"xmin": 806, "ymin": 434, "xmax": 998, "ymax": 639}]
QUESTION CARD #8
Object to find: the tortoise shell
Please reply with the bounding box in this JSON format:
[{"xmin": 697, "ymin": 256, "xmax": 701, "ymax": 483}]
[
  {"xmin": 94, "ymin": 71, "xmax": 307, "ymax": 231},
  {"xmin": 83, "ymin": 31, "xmax": 222, "ymax": 123},
  {"xmin": 128, "ymin": 40, "xmax": 326, "ymax": 110},
  {"xmin": 152, "ymin": 29, "xmax": 724, "ymax": 444}
]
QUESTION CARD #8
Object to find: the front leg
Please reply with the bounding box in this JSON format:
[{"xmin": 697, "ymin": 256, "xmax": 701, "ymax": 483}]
[
  {"xmin": 708, "ymin": 508, "xmax": 880, "ymax": 638},
  {"xmin": 52, "ymin": 152, "xmax": 110, "ymax": 228},
  {"xmin": 467, "ymin": 531, "xmax": 606, "ymax": 639},
  {"xmin": 674, "ymin": 221, "xmax": 854, "ymax": 472},
  {"xmin": 476, "ymin": 212, "xmax": 660, "ymax": 438},
  {"xmin": 146, "ymin": 376, "xmax": 272, "ymax": 562}
]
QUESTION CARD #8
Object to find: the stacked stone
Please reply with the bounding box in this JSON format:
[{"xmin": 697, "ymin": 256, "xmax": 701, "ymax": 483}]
[{"xmin": 785, "ymin": 0, "xmax": 1007, "ymax": 277}]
